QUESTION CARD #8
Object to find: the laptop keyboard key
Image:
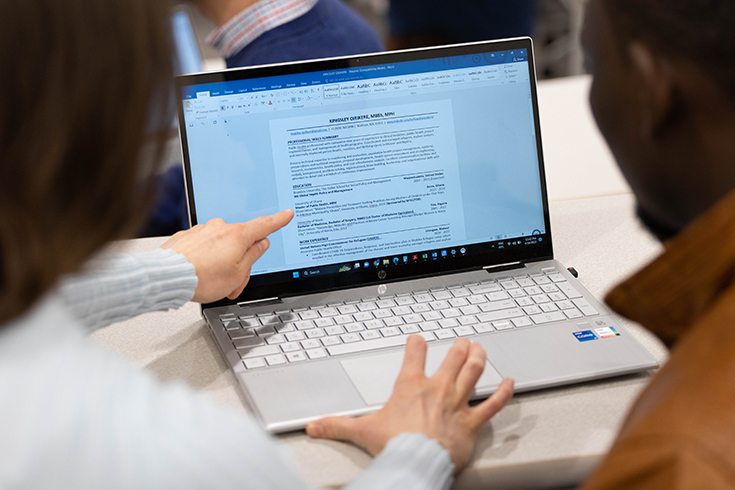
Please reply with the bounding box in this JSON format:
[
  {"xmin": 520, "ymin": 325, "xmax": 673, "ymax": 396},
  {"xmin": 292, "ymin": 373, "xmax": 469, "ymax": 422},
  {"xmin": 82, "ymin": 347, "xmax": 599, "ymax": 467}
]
[
  {"xmin": 319, "ymin": 308, "xmax": 339, "ymax": 317},
  {"xmin": 572, "ymin": 299, "xmax": 600, "ymax": 316},
  {"xmin": 357, "ymin": 302, "xmax": 377, "ymax": 311},
  {"xmin": 435, "ymin": 329, "xmax": 457, "ymax": 340},
  {"xmin": 326, "ymin": 335, "xmax": 408, "ymax": 356},
  {"xmin": 392, "ymin": 306, "xmax": 412, "ymax": 316},
  {"xmin": 321, "ymin": 336, "xmax": 341, "ymax": 347},
  {"xmin": 454, "ymin": 326, "xmax": 475, "ymax": 337},
  {"xmin": 286, "ymin": 352, "xmax": 308, "ymax": 363},
  {"xmin": 354, "ymin": 312, "xmax": 374, "ymax": 322},
  {"xmin": 564, "ymin": 308, "xmax": 584, "ymax": 319},
  {"xmin": 305, "ymin": 328, "xmax": 325, "ymax": 339},
  {"xmin": 299, "ymin": 310, "xmax": 319, "ymax": 320},
  {"xmin": 345, "ymin": 322, "xmax": 365, "ymax": 333},
  {"xmin": 420, "ymin": 321, "xmax": 440, "ymax": 331},
  {"xmin": 432, "ymin": 291, "xmax": 453, "ymax": 300},
  {"xmin": 306, "ymin": 348, "xmax": 327, "ymax": 360},
  {"xmin": 361, "ymin": 330, "xmax": 381, "ymax": 341},
  {"xmin": 285, "ymin": 331, "xmax": 306, "ymax": 342},
  {"xmin": 395, "ymin": 296, "xmax": 415, "ymax": 306},
  {"xmin": 314, "ymin": 317, "xmax": 335, "ymax": 328},
  {"xmin": 439, "ymin": 318, "xmax": 459, "ymax": 328},
  {"xmin": 239, "ymin": 345, "xmax": 280, "ymax": 359},
  {"xmin": 531, "ymin": 311, "xmax": 566, "ymax": 324},
  {"xmin": 558, "ymin": 282, "xmax": 583, "ymax": 299},
  {"xmin": 411, "ymin": 303, "xmax": 432, "ymax": 313},
  {"xmin": 429, "ymin": 300, "xmax": 450, "ymax": 310},
  {"xmin": 243, "ymin": 358, "xmax": 266, "ymax": 370},
  {"xmin": 377, "ymin": 299, "xmax": 397, "ymax": 309},
  {"xmin": 260, "ymin": 315, "xmax": 279, "ymax": 325},
  {"xmin": 279, "ymin": 313, "xmax": 299, "ymax": 322},
  {"xmin": 334, "ymin": 315, "xmax": 353, "ymax": 325},
  {"xmin": 281, "ymin": 342, "xmax": 300, "ymax": 353},
  {"xmin": 265, "ymin": 334, "xmax": 286, "ymax": 344},
  {"xmin": 300, "ymin": 340, "xmax": 321, "ymax": 350},
  {"xmin": 229, "ymin": 329, "xmax": 256, "ymax": 340},
  {"xmin": 512, "ymin": 317, "xmax": 534, "ymax": 328},
  {"xmin": 449, "ymin": 298, "xmax": 469, "ymax": 308},
  {"xmin": 325, "ymin": 325, "xmax": 346, "ymax": 336},
  {"xmin": 341, "ymin": 333, "xmax": 361, "ymax": 343},
  {"xmin": 338, "ymin": 305, "xmax": 358, "ymax": 315},
  {"xmin": 383, "ymin": 317, "xmax": 404, "ymax": 327}
]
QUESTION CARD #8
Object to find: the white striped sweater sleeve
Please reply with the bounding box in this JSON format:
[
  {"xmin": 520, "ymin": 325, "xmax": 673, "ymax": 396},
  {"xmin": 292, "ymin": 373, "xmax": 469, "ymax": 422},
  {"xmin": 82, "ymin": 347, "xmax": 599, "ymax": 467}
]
[{"xmin": 58, "ymin": 248, "xmax": 197, "ymax": 331}]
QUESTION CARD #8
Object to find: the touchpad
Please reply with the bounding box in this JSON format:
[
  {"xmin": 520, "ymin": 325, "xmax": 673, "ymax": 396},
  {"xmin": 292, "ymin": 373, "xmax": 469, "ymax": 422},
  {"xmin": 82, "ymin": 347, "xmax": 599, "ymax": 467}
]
[{"xmin": 340, "ymin": 343, "xmax": 504, "ymax": 406}]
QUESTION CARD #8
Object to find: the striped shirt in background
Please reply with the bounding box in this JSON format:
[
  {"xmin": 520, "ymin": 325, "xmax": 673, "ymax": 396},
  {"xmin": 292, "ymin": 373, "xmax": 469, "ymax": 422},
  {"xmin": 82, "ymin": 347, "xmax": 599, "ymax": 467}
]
[{"xmin": 207, "ymin": 0, "xmax": 320, "ymax": 58}]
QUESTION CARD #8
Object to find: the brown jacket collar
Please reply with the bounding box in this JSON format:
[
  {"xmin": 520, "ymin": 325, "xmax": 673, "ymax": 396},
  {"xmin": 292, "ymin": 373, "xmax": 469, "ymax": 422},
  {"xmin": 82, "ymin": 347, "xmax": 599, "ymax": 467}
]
[{"xmin": 605, "ymin": 189, "xmax": 735, "ymax": 347}]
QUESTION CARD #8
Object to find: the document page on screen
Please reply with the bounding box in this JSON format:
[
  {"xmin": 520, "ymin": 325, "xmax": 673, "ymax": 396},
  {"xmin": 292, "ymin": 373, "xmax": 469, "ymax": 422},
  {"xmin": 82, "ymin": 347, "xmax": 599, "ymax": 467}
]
[{"xmin": 270, "ymin": 100, "xmax": 465, "ymax": 265}]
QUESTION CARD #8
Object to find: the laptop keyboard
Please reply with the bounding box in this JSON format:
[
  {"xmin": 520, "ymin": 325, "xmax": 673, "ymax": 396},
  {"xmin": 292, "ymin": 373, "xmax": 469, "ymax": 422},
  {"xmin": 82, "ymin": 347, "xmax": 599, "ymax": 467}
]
[{"xmin": 217, "ymin": 267, "xmax": 601, "ymax": 370}]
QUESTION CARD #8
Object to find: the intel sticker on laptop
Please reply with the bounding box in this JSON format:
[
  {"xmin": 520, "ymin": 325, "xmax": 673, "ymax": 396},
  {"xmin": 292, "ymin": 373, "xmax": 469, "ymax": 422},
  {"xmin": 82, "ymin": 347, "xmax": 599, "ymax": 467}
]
[{"xmin": 573, "ymin": 330, "xmax": 597, "ymax": 342}]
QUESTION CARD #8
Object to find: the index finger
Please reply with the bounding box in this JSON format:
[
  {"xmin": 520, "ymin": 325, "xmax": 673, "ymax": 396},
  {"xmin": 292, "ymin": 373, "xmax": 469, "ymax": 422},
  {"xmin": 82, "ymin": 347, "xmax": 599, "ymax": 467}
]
[{"xmin": 239, "ymin": 209, "xmax": 294, "ymax": 246}]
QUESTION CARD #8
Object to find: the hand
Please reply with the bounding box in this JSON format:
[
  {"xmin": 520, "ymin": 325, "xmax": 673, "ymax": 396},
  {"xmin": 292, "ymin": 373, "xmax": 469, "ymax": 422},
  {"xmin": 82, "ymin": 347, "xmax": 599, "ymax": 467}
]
[
  {"xmin": 306, "ymin": 336, "xmax": 514, "ymax": 473},
  {"xmin": 161, "ymin": 209, "xmax": 294, "ymax": 303}
]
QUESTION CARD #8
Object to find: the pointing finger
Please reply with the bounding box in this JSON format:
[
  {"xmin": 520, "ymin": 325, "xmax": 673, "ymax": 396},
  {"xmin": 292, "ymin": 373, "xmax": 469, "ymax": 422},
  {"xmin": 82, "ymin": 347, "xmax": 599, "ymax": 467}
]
[{"xmin": 240, "ymin": 209, "xmax": 294, "ymax": 248}]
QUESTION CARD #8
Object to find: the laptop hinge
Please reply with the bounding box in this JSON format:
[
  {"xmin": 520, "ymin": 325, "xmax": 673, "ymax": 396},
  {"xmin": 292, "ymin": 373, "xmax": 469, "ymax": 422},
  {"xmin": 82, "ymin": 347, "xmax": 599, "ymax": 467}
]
[
  {"xmin": 237, "ymin": 297, "xmax": 282, "ymax": 309},
  {"xmin": 483, "ymin": 261, "xmax": 524, "ymax": 274}
]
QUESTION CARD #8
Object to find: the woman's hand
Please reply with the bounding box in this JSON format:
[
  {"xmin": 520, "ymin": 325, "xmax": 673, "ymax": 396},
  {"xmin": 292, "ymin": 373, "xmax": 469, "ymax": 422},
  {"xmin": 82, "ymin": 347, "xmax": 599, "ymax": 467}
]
[
  {"xmin": 306, "ymin": 335, "xmax": 514, "ymax": 473},
  {"xmin": 161, "ymin": 209, "xmax": 294, "ymax": 303}
]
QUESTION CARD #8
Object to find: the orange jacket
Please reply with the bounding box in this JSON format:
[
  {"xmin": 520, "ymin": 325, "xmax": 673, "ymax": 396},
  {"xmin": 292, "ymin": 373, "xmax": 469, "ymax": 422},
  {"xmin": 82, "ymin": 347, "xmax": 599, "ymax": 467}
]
[{"xmin": 584, "ymin": 189, "xmax": 735, "ymax": 489}]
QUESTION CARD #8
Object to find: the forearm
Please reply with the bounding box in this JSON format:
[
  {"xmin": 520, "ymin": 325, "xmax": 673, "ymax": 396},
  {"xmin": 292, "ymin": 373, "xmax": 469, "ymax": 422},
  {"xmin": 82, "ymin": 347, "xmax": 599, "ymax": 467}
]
[{"xmin": 59, "ymin": 248, "xmax": 197, "ymax": 331}]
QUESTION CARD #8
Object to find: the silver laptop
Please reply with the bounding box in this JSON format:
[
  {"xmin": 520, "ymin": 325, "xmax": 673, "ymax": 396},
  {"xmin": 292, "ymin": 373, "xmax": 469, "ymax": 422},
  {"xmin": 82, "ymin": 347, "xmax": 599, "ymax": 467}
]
[{"xmin": 174, "ymin": 38, "xmax": 658, "ymax": 433}]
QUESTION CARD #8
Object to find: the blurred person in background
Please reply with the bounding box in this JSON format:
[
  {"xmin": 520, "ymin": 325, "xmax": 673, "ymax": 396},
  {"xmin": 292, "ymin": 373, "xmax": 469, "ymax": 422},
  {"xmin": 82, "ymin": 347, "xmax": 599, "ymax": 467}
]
[
  {"xmin": 0, "ymin": 0, "xmax": 513, "ymax": 487},
  {"xmin": 195, "ymin": 0, "xmax": 385, "ymax": 67}
]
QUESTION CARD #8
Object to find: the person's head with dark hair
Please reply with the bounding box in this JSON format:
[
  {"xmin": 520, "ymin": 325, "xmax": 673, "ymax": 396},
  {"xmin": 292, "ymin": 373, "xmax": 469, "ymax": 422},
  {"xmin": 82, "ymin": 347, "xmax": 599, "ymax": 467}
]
[
  {"xmin": 605, "ymin": 0, "xmax": 735, "ymax": 100},
  {"xmin": 582, "ymin": 0, "xmax": 735, "ymax": 240},
  {"xmin": 0, "ymin": 0, "xmax": 174, "ymax": 323}
]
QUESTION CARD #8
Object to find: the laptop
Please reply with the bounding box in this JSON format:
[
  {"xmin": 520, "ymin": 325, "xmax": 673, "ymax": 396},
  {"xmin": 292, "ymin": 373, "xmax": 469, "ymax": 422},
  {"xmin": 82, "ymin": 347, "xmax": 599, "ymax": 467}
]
[{"xmin": 174, "ymin": 38, "xmax": 658, "ymax": 433}]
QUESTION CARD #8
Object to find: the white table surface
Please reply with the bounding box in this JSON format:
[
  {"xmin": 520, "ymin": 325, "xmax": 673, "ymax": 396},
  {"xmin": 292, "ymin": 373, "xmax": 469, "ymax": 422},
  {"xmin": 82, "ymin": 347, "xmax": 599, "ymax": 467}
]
[{"xmin": 93, "ymin": 75, "xmax": 667, "ymax": 489}]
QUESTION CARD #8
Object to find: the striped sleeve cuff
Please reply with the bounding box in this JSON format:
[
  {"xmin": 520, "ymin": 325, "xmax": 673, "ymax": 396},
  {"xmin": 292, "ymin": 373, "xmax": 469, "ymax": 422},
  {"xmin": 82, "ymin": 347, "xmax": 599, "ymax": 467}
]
[{"xmin": 345, "ymin": 433, "xmax": 454, "ymax": 490}]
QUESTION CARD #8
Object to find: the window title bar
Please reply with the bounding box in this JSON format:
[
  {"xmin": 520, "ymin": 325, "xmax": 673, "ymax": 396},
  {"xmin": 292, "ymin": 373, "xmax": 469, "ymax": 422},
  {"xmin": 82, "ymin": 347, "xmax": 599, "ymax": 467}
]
[{"xmin": 181, "ymin": 49, "xmax": 528, "ymax": 99}]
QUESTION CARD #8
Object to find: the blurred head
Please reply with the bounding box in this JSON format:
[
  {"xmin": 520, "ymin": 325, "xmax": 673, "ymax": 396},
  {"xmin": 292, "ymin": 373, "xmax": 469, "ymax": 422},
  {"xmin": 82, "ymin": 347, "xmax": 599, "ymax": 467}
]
[
  {"xmin": 582, "ymin": 0, "xmax": 735, "ymax": 240},
  {"xmin": 0, "ymin": 0, "xmax": 173, "ymax": 322}
]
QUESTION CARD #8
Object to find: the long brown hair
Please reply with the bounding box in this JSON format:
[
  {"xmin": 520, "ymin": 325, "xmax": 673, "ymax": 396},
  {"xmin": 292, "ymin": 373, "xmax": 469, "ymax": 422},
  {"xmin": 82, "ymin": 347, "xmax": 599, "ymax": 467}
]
[{"xmin": 0, "ymin": 0, "xmax": 174, "ymax": 323}]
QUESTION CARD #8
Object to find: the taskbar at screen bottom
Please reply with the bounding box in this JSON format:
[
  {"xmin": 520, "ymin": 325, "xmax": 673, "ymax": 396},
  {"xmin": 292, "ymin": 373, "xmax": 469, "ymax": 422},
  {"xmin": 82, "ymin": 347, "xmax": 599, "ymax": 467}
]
[{"xmin": 254, "ymin": 233, "xmax": 548, "ymax": 288}]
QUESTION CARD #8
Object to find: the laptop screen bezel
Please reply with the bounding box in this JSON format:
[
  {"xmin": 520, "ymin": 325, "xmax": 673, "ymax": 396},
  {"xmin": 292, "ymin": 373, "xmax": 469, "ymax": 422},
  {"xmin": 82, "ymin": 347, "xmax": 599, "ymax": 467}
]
[{"xmin": 174, "ymin": 38, "xmax": 553, "ymax": 306}]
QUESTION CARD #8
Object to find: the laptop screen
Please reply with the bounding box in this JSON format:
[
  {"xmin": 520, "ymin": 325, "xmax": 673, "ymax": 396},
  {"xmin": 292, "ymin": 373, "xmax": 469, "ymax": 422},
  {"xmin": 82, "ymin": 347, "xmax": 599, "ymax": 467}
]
[{"xmin": 176, "ymin": 39, "xmax": 552, "ymax": 303}]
